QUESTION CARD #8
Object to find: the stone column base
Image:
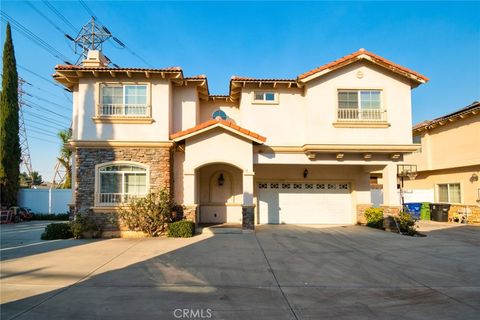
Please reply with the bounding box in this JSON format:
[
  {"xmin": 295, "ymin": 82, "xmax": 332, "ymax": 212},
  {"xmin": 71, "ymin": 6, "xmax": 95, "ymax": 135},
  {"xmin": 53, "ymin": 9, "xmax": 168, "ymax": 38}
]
[
  {"xmin": 183, "ymin": 205, "xmax": 198, "ymax": 223},
  {"xmin": 242, "ymin": 206, "xmax": 255, "ymax": 231},
  {"xmin": 356, "ymin": 204, "xmax": 372, "ymax": 225}
]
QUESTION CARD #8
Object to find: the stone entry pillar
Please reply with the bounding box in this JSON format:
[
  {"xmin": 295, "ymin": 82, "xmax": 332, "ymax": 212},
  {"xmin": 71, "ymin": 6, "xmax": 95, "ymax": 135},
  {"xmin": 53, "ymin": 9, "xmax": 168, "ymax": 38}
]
[{"xmin": 242, "ymin": 171, "xmax": 255, "ymax": 231}]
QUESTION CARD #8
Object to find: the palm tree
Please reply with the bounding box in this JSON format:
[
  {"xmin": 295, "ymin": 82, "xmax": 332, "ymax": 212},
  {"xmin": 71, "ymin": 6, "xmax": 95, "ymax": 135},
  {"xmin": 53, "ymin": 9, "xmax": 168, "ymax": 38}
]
[{"xmin": 57, "ymin": 129, "xmax": 72, "ymax": 189}]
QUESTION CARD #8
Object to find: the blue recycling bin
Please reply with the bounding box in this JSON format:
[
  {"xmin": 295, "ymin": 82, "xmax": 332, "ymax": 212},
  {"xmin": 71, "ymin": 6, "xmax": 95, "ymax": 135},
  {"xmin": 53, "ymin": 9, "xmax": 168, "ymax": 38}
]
[{"xmin": 404, "ymin": 203, "xmax": 422, "ymax": 219}]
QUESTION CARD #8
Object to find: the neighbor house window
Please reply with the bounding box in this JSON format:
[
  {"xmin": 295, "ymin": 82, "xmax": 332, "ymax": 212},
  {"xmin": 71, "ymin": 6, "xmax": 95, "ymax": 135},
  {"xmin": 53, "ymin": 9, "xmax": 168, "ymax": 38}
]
[
  {"xmin": 97, "ymin": 163, "xmax": 148, "ymax": 205},
  {"xmin": 337, "ymin": 90, "xmax": 385, "ymax": 121},
  {"xmin": 437, "ymin": 183, "xmax": 461, "ymax": 203},
  {"xmin": 413, "ymin": 135, "xmax": 422, "ymax": 153},
  {"xmin": 100, "ymin": 84, "xmax": 148, "ymax": 116},
  {"xmin": 253, "ymin": 91, "xmax": 278, "ymax": 103}
]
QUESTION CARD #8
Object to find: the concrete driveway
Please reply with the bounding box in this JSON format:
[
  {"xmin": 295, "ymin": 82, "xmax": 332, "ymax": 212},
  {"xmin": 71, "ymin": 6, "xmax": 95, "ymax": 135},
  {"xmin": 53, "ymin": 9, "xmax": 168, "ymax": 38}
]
[{"xmin": 1, "ymin": 221, "xmax": 479, "ymax": 320}]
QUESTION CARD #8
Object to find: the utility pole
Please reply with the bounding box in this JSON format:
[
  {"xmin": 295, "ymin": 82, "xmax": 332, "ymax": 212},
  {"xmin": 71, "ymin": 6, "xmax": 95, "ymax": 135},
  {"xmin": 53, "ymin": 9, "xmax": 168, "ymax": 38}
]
[
  {"xmin": 18, "ymin": 77, "xmax": 33, "ymax": 177},
  {"xmin": 66, "ymin": 17, "xmax": 113, "ymax": 65}
]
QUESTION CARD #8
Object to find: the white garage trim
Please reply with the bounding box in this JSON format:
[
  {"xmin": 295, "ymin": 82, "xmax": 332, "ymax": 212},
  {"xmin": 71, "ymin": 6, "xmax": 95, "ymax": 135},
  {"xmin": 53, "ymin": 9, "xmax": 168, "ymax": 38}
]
[{"xmin": 256, "ymin": 181, "xmax": 354, "ymax": 224}]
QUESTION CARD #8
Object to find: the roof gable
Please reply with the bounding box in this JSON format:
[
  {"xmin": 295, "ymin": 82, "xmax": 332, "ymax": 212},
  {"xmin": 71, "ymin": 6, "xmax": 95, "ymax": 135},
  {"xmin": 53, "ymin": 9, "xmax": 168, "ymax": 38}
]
[
  {"xmin": 298, "ymin": 49, "xmax": 429, "ymax": 86},
  {"xmin": 170, "ymin": 119, "xmax": 266, "ymax": 144}
]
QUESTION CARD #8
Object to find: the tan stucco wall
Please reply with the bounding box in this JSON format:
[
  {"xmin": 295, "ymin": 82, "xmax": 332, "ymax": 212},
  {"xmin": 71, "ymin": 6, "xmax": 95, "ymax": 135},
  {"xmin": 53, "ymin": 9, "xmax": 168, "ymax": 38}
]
[
  {"xmin": 184, "ymin": 128, "xmax": 254, "ymax": 172},
  {"xmin": 303, "ymin": 61, "xmax": 413, "ymax": 146},
  {"xmin": 73, "ymin": 77, "xmax": 171, "ymax": 141},
  {"xmin": 199, "ymin": 100, "xmax": 240, "ymax": 124},
  {"xmin": 403, "ymin": 165, "xmax": 480, "ymax": 205},
  {"xmin": 405, "ymin": 115, "xmax": 480, "ymax": 171},
  {"xmin": 171, "ymin": 86, "xmax": 198, "ymax": 133}
]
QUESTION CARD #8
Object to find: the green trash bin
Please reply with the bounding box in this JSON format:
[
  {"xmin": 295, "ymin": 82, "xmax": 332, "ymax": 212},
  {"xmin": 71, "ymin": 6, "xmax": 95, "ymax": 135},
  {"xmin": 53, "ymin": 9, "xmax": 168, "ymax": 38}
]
[{"xmin": 420, "ymin": 202, "xmax": 431, "ymax": 220}]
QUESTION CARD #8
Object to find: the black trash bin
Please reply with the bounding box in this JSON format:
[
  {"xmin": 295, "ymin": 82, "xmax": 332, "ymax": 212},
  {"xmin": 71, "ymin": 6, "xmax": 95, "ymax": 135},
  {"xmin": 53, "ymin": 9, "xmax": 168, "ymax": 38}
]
[{"xmin": 429, "ymin": 203, "xmax": 450, "ymax": 222}]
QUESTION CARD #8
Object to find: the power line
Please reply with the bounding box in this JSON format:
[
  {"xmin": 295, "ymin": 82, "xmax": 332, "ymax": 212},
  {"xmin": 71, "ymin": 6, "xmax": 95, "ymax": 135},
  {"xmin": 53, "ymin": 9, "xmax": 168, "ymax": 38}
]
[
  {"xmin": 0, "ymin": 10, "xmax": 72, "ymax": 64},
  {"xmin": 77, "ymin": 0, "xmax": 152, "ymax": 67},
  {"xmin": 26, "ymin": 1, "xmax": 68, "ymax": 35},
  {"xmin": 23, "ymin": 99, "xmax": 71, "ymax": 120},
  {"xmin": 27, "ymin": 136, "xmax": 59, "ymax": 145},
  {"xmin": 42, "ymin": 1, "xmax": 77, "ymax": 33},
  {"xmin": 24, "ymin": 117, "xmax": 66, "ymax": 130},
  {"xmin": 27, "ymin": 123, "xmax": 62, "ymax": 135},
  {"xmin": 23, "ymin": 110, "xmax": 70, "ymax": 127},
  {"xmin": 78, "ymin": 0, "xmax": 97, "ymax": 20},
  {"xmin": 18, "ymin": 64, "xmax": 64, "ymax": 89},
  {"xmin": 27, "ymin": 127, "xmax": 60, "ymax": 139},
  {"xmin": 26, "ymin": 92, "xmax": 71, "ymax": 111}
]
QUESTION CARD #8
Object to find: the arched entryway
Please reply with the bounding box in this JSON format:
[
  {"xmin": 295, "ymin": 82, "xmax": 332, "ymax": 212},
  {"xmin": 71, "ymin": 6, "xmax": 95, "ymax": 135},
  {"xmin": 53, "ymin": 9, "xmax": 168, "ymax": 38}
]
[{"xmin": 197, "ymin": 163, "xmax": 243, "ymax": 224}]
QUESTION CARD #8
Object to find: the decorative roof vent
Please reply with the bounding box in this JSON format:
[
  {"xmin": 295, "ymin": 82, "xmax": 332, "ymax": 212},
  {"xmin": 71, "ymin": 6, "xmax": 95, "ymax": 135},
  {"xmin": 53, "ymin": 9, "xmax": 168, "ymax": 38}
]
[{"xmin": 82, "ymin": 50, "xmax": 108, "ymax": 67}]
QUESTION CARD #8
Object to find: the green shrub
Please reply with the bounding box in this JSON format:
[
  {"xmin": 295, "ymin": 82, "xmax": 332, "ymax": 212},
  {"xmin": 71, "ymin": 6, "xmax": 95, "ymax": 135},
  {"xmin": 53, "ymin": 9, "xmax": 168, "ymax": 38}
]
[
  {"xmin": 41, "ymin": 223, "xmax": 73, "ymax": 240},
  {"xmin": 70, "ymin": 214, "xmax": 102, "ymax": 239},
  {"xmin": 168, "ymin": 220, "xmax": 195, "ymax": 238},
  {"xmin": 118, "ymin": 189, "xmax": 175, "ymax": 237},
  {"xmin": 397, "ymin": 211, "xmax": 418, "ymax": 236},
  {"xmin": 33, "ymin": 213, "xmax": 69, "ymax": 221},
  {"xmin": 364, "ymin": 208, "xmax": 384, "ymax": 229}
]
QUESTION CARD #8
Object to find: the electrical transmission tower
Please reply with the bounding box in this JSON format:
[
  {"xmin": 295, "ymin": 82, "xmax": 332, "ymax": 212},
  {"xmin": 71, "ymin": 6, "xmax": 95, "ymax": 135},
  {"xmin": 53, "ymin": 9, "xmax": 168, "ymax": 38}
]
[
  {"xmin": 66, "ymin": 16, "xmax": 118, "ymax": 66},
  {"xmin": 18, "ymin": 78, "xmax": 33, "ymax": 177}
]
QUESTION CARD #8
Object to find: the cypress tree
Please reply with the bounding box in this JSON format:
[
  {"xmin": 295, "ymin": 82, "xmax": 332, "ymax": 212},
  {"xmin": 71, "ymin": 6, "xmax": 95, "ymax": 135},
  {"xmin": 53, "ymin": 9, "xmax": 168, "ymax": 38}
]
[{"xmin": 0, "ymin": 23, "xmax": 20, "ymax": 206}]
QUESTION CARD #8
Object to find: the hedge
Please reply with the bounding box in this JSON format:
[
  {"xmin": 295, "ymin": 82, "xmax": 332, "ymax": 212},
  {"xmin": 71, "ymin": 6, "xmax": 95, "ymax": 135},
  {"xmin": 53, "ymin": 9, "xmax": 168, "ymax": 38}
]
[{"xmin": 167, "ymin": 220, "xmax": 195, "ymax": 238}]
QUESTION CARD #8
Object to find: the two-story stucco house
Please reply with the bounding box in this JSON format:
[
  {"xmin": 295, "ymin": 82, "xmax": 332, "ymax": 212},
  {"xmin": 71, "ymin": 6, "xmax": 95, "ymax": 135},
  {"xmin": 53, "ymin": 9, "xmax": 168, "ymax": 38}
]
[
  {"xmin": 403, "ymin": 102, "xmax": 480, "ymax": 207},
  {"xmin": 53, "ymin": 49, "xmax": 428, "ymax": 232}
]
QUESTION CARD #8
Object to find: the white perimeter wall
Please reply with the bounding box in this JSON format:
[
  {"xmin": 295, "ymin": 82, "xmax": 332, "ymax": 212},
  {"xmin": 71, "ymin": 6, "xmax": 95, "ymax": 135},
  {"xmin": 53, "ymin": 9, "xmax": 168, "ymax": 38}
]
[{"xmin": 18, "ymin": 189, "xmax": 72, "ymax": 214}]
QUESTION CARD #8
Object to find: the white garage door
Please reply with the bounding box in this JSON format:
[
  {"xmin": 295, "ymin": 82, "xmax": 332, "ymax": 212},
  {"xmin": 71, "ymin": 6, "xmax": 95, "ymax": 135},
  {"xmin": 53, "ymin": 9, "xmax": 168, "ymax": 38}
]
[{"xmin": 258, "ymin": 182, "xmax": 353, "ymax": 224}]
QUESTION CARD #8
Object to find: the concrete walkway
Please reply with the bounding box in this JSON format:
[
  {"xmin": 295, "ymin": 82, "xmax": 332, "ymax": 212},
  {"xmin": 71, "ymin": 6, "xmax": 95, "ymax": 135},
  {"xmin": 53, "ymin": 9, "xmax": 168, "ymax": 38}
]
[{"xmin": 1, "ymin": 221, "xmax": 479, "ymax": 319}]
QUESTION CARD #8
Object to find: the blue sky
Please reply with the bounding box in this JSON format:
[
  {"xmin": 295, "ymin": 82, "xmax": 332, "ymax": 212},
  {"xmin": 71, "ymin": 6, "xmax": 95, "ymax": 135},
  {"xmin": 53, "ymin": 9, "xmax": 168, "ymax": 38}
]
[{"xmin": 1, "ymin": 1, "xmax": 479, "ymax": 181}]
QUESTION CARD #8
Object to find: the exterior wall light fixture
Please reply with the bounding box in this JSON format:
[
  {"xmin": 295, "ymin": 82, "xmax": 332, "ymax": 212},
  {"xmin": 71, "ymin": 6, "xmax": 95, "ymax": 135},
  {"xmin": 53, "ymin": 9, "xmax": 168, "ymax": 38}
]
[
  {"xmin": 303, "ymin": 169, "xmax": 308, "ymax": 178},
  {"xmin": 218, "ymin": 173, "xmax": 225, "ymax": 186}
]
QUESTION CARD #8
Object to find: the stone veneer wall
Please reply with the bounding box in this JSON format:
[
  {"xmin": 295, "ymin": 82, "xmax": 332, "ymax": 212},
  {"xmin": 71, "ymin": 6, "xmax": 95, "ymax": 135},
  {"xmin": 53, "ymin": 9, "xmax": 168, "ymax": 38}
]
[
  {"xmin": 356, "ymin": 204, "xmax": 373, "ymax": 224},
  {"xmin": 75, "ymin": 146, "xmax": 172, "ymax": 214}
]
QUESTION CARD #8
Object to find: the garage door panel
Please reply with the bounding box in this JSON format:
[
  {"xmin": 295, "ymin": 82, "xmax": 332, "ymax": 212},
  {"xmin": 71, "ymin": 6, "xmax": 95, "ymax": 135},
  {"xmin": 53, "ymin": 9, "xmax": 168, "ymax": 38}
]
[{"xmin": 258, "ymin": 182, "xmax": 352, "ymax": 224}]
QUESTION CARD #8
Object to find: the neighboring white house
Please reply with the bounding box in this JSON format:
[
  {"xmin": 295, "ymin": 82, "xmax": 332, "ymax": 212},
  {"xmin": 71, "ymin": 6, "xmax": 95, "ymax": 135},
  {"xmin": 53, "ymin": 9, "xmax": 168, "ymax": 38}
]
[{"xmin": 53, "ymin": 48, "xmax": 428, "ymax": 231}]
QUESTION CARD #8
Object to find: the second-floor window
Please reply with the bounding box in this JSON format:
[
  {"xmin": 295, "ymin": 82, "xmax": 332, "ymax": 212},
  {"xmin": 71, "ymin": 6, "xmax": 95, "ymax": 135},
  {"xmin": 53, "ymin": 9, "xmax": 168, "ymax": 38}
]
[
  {"xmin": 253, "ymin": 91, "xmax": 278, "ymax": 104},
  {"xmin": 100, "ymin": 84, "xmax": 148, "ymax": 117},
  {"xmin": 413, "ymin": 135, "xmax": 422, "ymax": 153},
  {"xmin": 337, "ymin": 90, "xmax": 385, "ymax": 121}
]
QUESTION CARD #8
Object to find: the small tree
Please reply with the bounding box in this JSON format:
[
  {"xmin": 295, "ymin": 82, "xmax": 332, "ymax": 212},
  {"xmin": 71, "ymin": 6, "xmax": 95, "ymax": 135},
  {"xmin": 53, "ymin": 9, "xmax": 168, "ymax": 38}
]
[
  {"xmin": 57, "ymin": 129, "xmax": 72, "ymax": 189},
  {"xmin": 0, "ymin": 23, "xmax": 20, "ymax": 206},
  {"xmin": 118, "ymin": 189, "xmax": 175, "ymax": 237}
]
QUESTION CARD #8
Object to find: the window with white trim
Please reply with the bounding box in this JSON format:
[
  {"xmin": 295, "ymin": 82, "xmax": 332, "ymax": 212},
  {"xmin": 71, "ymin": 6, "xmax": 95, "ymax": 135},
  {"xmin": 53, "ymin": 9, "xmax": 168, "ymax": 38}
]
[
  {"xmin": 97, "ymin": 164, "xmax": 148, "ymax": 205},
  {"xmin": 437, "ymin": 183, "xmax": 461, "ymax": 203},
  {"xmin": 100, "ymin": 84, "xmax": 148, "ymax": 117},
  {"xmin": 253, "ymin": 91, "xmax": 277, "ymax": 103},
  {"xmin": 337, "ymin": 90, "xmax": 385, "ymax": 121}
]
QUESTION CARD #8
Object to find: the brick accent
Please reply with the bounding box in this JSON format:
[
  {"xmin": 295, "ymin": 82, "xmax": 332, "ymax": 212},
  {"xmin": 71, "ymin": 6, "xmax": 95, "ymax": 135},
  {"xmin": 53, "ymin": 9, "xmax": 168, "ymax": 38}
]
[
  {"xmin": 448, "ymin": 204, "xmax": 480, "ymax": 224},
  {"xmin": 381, "ymin": 205, "xmax": 401, "ymax": 217},
  {"xmin": 74, "ymin": 145, "xmax": 172, "ymax": 216},
  {"xmin": 356, "ymin": 204, "xmax": 372, "ymax": 225},
  {"xmin": 242, "ymin": 206, "xmax": 255, "ymax": 231}
]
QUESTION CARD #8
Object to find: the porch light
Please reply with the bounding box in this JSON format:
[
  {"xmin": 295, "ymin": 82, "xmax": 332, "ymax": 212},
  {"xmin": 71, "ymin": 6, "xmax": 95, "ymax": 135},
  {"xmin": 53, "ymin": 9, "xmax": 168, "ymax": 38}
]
[
  {"xmin": 470, "ymin": 173, "xmax": 478, "ymax": 183},
  {"xmin": 218, "ymin": 173, "xmax": 225, "ymax": 186},
  {"xmin": 303, "ymin": 169, "xmax": 308, "ymax": 178}
]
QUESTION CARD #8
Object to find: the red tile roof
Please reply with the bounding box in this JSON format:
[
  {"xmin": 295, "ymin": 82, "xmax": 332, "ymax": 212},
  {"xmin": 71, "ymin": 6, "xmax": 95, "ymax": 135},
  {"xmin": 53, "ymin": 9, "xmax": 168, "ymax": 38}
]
[
  {"xmin": 231, "ymin": 76, "xmax": 297, "ymax": 82},
  {"xmin": 54, "ymin": 65, "xmax": 182, "ymax": 72},
  {"xmin": 413, "ymin": 101, "xmax": 479, "ymax": 132},
  {"xmin": 298, "ymin": 48, "xmax": 429, "ymax": 83},
  {"xmin": 170, "ymin": 119, "xmax": 266, "ymax": 143}
]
